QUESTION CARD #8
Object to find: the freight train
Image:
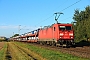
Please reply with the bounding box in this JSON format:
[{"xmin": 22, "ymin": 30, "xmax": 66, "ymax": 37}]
[{"xmin": 12, "ymin": 23, "xmax": 75, "ymax": 47}]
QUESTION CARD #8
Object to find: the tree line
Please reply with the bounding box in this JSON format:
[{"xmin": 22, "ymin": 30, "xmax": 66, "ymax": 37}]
[{"xmin": 73, "ymin": 5, "xmax": 90, "ymax": 42}]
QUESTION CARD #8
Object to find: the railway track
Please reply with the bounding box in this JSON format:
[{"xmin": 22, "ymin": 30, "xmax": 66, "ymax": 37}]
[
  {"xmin": 13, "ymin": 43, "xmax": 37, "ymax": 60},
  {"xmin": 5, "ymin": 43, "xmax": 12, "ymax": 60},
  {"xmin": 27, "ymin": 43, "xmax": 90, "ymax": 59},
  {"xmin": 58, "ymin": 47, "xmax": 90, "ymax": 58},
  {"xmin": 6, "ymin": 42, "xmax": 46, "ymax": 60}
]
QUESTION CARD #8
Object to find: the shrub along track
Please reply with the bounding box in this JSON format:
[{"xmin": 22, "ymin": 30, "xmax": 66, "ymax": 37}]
[
  {"xmin": 6, "ymin": 42, "xmax": 46, "ymax": 60},
  {"xmin": 28, "ymin": 43, "xmax": 90, "ymax": 59}
]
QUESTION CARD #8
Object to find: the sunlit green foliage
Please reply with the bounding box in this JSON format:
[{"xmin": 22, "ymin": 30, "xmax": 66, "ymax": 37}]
[{"xmin": 73, "ymin": 6, "xmax": 90, "ymax": 42}]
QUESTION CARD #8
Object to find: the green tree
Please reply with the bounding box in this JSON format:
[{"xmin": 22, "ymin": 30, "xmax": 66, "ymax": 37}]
[{"xmin": 73, "ymin": 6, "xmax": 90, "ymax": 42}]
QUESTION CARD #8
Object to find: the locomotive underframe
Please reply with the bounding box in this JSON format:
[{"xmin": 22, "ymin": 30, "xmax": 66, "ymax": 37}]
[
  {"xmin": 38, "ymin": 39, "xmax": 75, "ymax": 47},
  {"xmin": 57, "ymin": 39, "xmax": 75, "ymax": 47}
]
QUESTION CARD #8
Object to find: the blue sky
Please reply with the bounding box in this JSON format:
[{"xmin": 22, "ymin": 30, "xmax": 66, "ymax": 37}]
[{"xmin": 0, "ymin": 0, "xmax": 90, "ymax": 38}]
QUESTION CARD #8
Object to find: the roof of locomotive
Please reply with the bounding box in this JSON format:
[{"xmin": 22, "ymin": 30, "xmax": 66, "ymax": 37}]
[
  {"xmin": 41, "ymin": 23, "xmax": 72, "ymax": 30},
  {"xmin": 55, "ymin": 23, "xmax": 72, "ymax": 26}
]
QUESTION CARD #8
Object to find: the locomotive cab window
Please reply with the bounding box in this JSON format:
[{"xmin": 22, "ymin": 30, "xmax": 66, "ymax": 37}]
[
  {"xmin": 59, "ymin": 26, "xmax": 65, "ymax": 30},
  {"xmin": 66, "ymin": 26, "xmax": 72, "ymax": 30},
  {"xmin": 59, "ymin": 26, "xmax": 72, "ymax": 30}
]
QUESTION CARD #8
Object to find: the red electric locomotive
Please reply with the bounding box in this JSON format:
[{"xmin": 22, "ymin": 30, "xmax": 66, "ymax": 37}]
[{"xmin": 38, "ymin": 23, "xmax": 74, "ymax": 47}]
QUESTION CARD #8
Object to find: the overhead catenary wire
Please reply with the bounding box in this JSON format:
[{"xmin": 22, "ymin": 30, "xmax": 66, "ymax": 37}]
[
  {"xmin": 35, "ymin": 15, "xmax": 54, "ymax": 26},
  {"xmin": 60, "ymin": 0, "xmax": 82, "ymax": 11},
  {"xmin": 35, "ymin": 0, "xmax": 82, "ymax": 26},
  {"xmin": 35, "ymin": 0, "xmax": 69, "ymax": 26},
  {"xmin": 60, "ymin": 16, "xmax": 73, "ymax": 22}
]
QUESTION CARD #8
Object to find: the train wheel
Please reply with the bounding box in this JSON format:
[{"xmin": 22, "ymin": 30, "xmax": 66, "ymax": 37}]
[
  {"xmin": 49, "ymin": 41, "xmax": 52, "ymax": 46},
  {"xmin": 52, "ymin": 41, "xmax": 56, "ymax": 46}
]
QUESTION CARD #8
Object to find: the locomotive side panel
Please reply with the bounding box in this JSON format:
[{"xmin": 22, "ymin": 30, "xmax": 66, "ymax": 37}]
[
  {"xmin": 38, "ymin": 27, "xmax": 53, "ymax": 41},
  {"xmin": 52, "ymin": 24, "xmax": 59, "ymax": 42},
  {"xmin": 46, "ymin": 27, "xmax": 53, "ymax": 39}
]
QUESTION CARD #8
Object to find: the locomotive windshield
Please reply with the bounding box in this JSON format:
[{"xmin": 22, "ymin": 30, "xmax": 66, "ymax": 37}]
[{"xmin": 59, "ymin": 26, "xmax": 72, "ymax": 30}]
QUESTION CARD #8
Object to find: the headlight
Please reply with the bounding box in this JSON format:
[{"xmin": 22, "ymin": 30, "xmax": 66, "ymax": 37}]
[
  {"xmin": 60, "ymin": 33, "xmax": 64, "ymax": 36},
  {"xmin": 70, "ymin": 37, "xmax": 73, "ymax": 38},
  {"xmin": 69, "ymin": 33, "xmax": 73, "ymax": 36},
  {"xmin": 60, "ymin": 37, "xmax": 62, "ymax": 38}
]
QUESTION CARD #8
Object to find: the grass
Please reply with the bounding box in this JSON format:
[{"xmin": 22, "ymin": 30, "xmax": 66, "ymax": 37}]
[
  {"xmin": 0, "ymin": 42, "xmax": 7, "ymax": 60},
  {"xmin": 15, "ymin": 42, "xmax": 89, "ymax": 60},
  {"xmin": 8, "ymin": 42, "xmax": 32, "ymax": 60}
]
